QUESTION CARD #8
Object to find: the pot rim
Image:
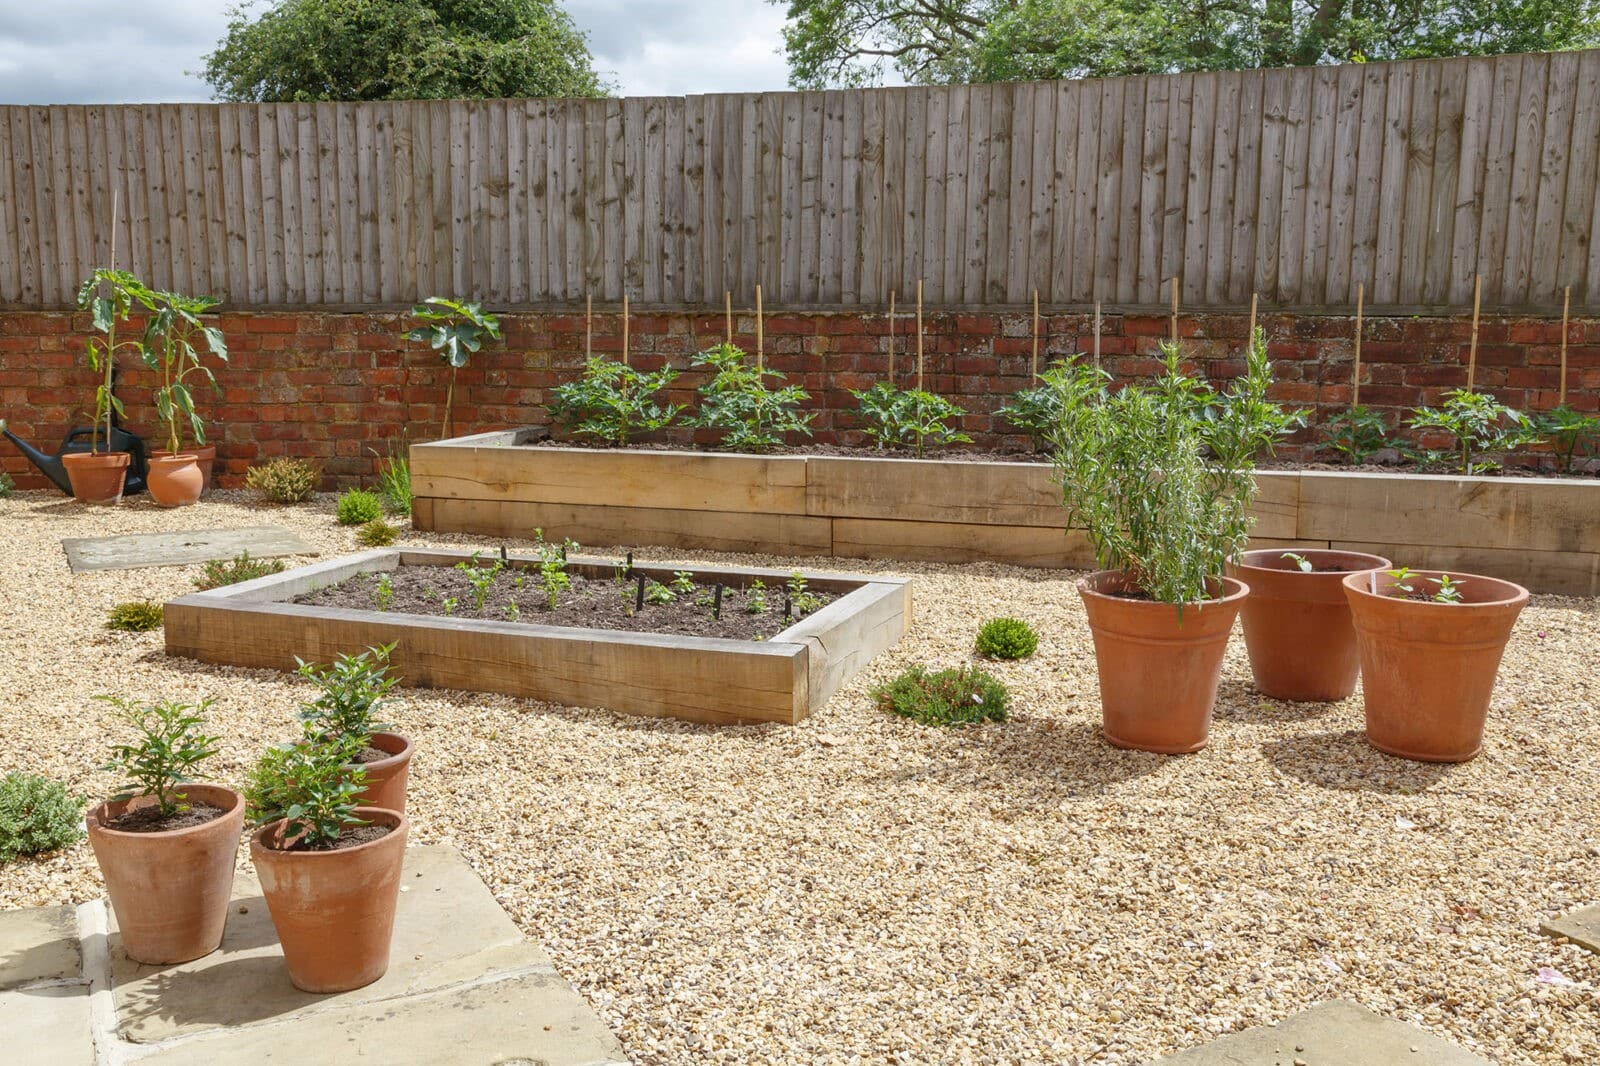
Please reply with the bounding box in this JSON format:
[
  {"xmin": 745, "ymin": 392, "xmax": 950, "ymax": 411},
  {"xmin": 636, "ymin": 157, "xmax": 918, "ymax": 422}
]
[
  {"xmin": 148, "ymin": 452, "xmax": 201, "ymax": 465},
  {"xmin": 87, "ymin": 784, "xmax": 243, "ymax": 840},
  {"xmin": 250, "ymin": 806, "xmax": 407, "ymax": 858},
  {"xmin": 1233, "ymin": 549, "xmax": 1391, "ymax": 575},
  {"xmin": 61, "ymin": 450, "xmax": 131, "ymax": 467},
  {"xmin": 1075, "ymin": 568, "xmax": 1250, "ymax": 607},
  {"xmin": 1341, "ymin": 568, "xmax": 1530, "ymax": 609},
  {"xmin": 358, "ymin": 731, "xmax": 414, "ymax": 772}
]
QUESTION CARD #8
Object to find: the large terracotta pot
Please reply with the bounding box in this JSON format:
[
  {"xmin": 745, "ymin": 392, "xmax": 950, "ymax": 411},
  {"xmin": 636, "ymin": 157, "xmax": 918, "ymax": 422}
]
[
  {"xmin": 1343, "ymin": 569, "xmax": 1528, "ymax": 762},
  {"xmin": 1077, "ymin": 570, "xmax": 1250, "ymax": 753},
  {"xmin": 250, "ymin": 807, "xmax": 408, "ymax": 993},
  {"xmin": 86, "ymin": 784, "xmax": 245, "ymax": 965},
  {"xmin": 1229, "ymin": 549, "xmax": 1391, "ymax": 701},
  {"xmin": 150, "ymin": 445, "xmax": 215, "ymax": 496},
  {"xmin": 61, "ymin": 450, "xmax": 130, "ymax": 505},
  {"xmin": 356, "ymin": 732, "xmax": 414, "ymax": 815},
  {"xmin": 145, "ymin": 453, "xmax": 204, "ymax": 507}
]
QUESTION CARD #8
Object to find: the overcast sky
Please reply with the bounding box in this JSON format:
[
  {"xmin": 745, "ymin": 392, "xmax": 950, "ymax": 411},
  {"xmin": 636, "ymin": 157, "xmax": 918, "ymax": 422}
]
[{"xmin": 0, "ymin": 0, "xmax": 794, "ymax": 104}]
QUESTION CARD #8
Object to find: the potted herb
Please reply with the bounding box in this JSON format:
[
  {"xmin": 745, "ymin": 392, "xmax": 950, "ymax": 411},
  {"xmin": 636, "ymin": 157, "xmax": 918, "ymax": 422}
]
[
  {"xmin": 84, "ymin": 697, "xmax": 244, "ymax": 965},
  {"xmin": 66, "ymin": 270, "xmax": 150, "ymax": 504},
  {"xmin": 245, "ymin": 732, "xmax": 407, "ymax": 993},
  {"xmin": 1053, "ymin": 332, "xmax": 1299, "ymax": 753},
  {"xmin": 142, "ymin": 289, "xmax": 229, "ymax": 503},
  {"xmin": 1229, "ymin": 549, "xmax": 1391, "ymax": 701},
  {"xmin": 407, "ymin": 297, "xmax": 502, "ymax": 440},
  {"xmin": 296, "ymin": 643, "xmax": 411, "ymax": 813},
  {"xmin": 1341, "ymin": 567, "xmax": 1527, "ymax": 762}
]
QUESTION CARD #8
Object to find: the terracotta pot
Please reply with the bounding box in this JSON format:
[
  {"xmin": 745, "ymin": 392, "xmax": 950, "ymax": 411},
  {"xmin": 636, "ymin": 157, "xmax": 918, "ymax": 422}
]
[
  {"xmin": 150, "ymin": 445, "xmax": 215, "ymax": 496},
  {"xmin": 1077, "ymin": 570, "xmax": 1249, "ymax": 753},
  {"xmin": 61, "ymin": 450, "xmax": 130, "ymax": 505},
  {"xmin": 356, "ymin": 732, "xmax": 414, "ymax": 815},
  {"xmin": 1229, "ymin": 549, "xmax": 1391, "ymax": 701},
  {"xmin": 86, "ymin": 784, "xmax": 245, "ymax": 965},
  {"xmin": 146, "ymin": 453, "xmax": 204, "ymax": 507},
  {"xmin": 1343, "ymin": 569, "xmax": 1528, "ymax": 762},
  {"xmin": 250, "ymin": 807, "xmax": 408, "ymax": 993}
]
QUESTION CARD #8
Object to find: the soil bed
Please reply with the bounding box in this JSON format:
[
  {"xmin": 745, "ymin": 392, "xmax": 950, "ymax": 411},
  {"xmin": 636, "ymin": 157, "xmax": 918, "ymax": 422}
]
[
  {"xmin": 105, "ymin": 802, "xmax": 227, "ymax": 834},
  {"xmin": 294, "ymin": 566, "xmax": 836, "ymax": 641},
  {"xmin": 282, "ymin": 823, "xmax": 394, "ymax": 852}
]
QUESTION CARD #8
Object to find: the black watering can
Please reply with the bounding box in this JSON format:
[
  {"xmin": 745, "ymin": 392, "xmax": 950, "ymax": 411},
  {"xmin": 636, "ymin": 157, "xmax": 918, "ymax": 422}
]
[{"xmin": 1, "ymin": 418, "xmax": 149, "ymax": 496}]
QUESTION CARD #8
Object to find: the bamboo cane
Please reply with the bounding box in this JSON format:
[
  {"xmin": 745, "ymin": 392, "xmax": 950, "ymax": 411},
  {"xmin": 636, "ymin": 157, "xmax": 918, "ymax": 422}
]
[
  {"xmin": 1031, "ymin": 289, "xmax": 1039, "ymax": 380},
  {"xmin": 1353, "ymin": 283, "xmax": 1364, "ymax": 407},
  {"xmin": 756, "ymin": 285, "xmax": 764, "ymax": 370},
  {"xmin": 725, "ymin": 291, "xmax": 733, "ymax": 347},
  {"xmin": 1467, "ymin": 274, "xmax": 1481, "ymax": 391},
  {"xmin": 1093, "ymin": 301, "xmax": 1101, "ymax": 370},
  {"xmin": 1560, "ymin": 285, "xmax": 1571, "ymax": 406},
  {"xmin": 585, "ymin": 293, "xmax": 592, "ymax": 358},
  {"xmin": 916, "ymin": 279, "xmax": 924, "ymax": 391},
  {"xmin": 1247, "ymin": 291, "xmax": 1258, "ymax": 349},
  {"xmin": 888, "ymin": 290, "xmax": 896, "ymax": 381},
  {"xmin": 622, "ymin": 293, "xmax": 629, "ymax": 367},
  {"xmin": 1170, "ymin": 276, "xmax": 1180, "ymax": 346}
]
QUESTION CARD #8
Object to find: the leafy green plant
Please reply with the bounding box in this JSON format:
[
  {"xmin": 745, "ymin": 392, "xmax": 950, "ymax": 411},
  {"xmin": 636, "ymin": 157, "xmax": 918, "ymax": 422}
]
[
  {"xmin": 671, "ymin": 570, "xmax": 696, "ymax": 597},
  {"xmin": 106, "ymin": 600, "xmax": 164, "ymax": 632},
  {"xmin": 0, "ymin": 470, "xmax": 16, "ymax": 497},
  {"xmin": 644, "ymin": 579, "xmax": 674, "ymax": 605},
  {"xmin": 0, "ymin": 772, "xmax": 86, "ymax": 864},
  {"xmin": 690, "ymin": 343, "xmax": 814, "ymax": 452},
  {"xmin": 1534, "ymin": 405, "xmax": 1600, "ymax": 474},
  {"xmin": 974, "ymin": 617, "xmax": 1039, "ymax": 660},
  {"xmin": 295, "ymin": 643, "xmax": 399, "ymax": 748},
  {"xmin": 746, "ymin": 579, "xmax": 769, "ymax": 614},
  {"xmin": 442, "ymin": 597, "xmax": 457, "ymax": 616},
  {"xmin": 336, "ymin": 489, "xmax": 384, "ymax": 526},
  {"xmin": 997, "ymin": 365, "xmax": 1075, "ymax": 450},
  {"xmin": 195, "ymin": 551, "xmax": 287, "ymax": 590},
  {"xmin": 1323, "ymin": 404, "xmax": 1391, "ymax": 464},
  {"xmin": 875, "ymin": 665, "xmax": 1009, "ymax": 726},
  {"xmin": 76, "ymin": 269, "xmax": 152, "ymax": 453},
  {"xmin": 373, "ymin": 572, "xmax": 395, "ymax": 611},
  {"xmin": 456, "ymin": 553, "xmax": 503, "ymax": 610},
  {"xmin": 548, "ymin": 356, "xmax": 684, "ymax": 445},
  {"xmin": 1385, "ymin": 567, "xmax": 1467, "ymax": 604},
  {"xmin": 787, "ymin": 570, "xmax": 822, "ymax": 615},
  {"xmin": 244, "ymin": 732, "xmax": 369, "ymax": 849},
  {"xmin": 851, "ymin": 381, "xmax": 972, "ymax": 455},
  {"xmin": 407, "ymin": 297, "xmax": 502, "ymax": 439},
  {"xmin": 1051, "ymin": 329, "xmax": 1297, "ymax": 606},
  {"xmin": 244, "ymin": 457, "xmax": 320, "ymax": 503},
  {"xmin": 370, "ymin": 441, "xmax": 412, "ymax": 514},
  {"xmin": 357, "ymin": 518, "xmax": 399, "ymax": 547},
  {"xmin": 504, "ymin": 600, "xmax": 521, "ymax": 622},
  {"xmin": 140, "ymin": 289, "xmax": 229, "ymax": 454},
  {"xmin": 1405, "ymin": 389, "xmax": 1540, "ymax": 474},
  {"xmin": 531, "ymin": 532, "xmax": 574, "ymax": 610},
  {"xmin": 99, "ymin": 697, "xmax": 220, "ymax": 817},
  {"xmin": 1281, "ymin": 552, "xmax": 1313, "ymax": 573}
]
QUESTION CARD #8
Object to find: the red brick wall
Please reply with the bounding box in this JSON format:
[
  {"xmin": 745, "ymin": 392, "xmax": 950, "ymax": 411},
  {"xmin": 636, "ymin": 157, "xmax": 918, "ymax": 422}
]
[{"xmin": 2, "ymin": 308, "xmax": 1596, "ymax": 490}]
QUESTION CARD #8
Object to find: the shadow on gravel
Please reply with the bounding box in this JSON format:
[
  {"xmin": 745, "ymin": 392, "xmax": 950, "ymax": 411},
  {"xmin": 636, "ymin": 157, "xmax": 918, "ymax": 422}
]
[
  {"xmin": 1260, "ymin": 729, "xmax": 1454, "ymax": 793},
  {"xmin": 1212, "ymin": 677, "xmax": 1346, "ymax": 724}
]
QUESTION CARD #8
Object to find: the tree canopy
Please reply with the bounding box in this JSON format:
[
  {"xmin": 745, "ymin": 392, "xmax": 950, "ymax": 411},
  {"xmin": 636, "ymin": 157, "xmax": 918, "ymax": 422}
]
[
  {"xmin": 202, "ymin": 0, "xmax": 608, "ymax": 102},
  {"xmin": 776, "ymin": 0, "xmax": 1600, "ymax": 87}
]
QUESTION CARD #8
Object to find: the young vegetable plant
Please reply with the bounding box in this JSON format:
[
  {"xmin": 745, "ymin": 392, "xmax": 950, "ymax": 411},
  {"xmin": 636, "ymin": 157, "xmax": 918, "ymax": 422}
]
[
  {"xmin": 406, "ymin": 297, "xmax": 502, "ymax": 440},
  {"xmin": 1534, "ymin": 405, "xmax": 1600, "ymax": 474},
  {"xmin": 531, "ymin": 531, "xmax": 575, "ymax": 610},
  {"xmin": 1322, "ymin": 405, "xmax": 1391, "ymax": 464},
  {"xmin": 671, "ymin": 570, "xmax": 696, "ymax": 597},
  {"xmin": 455, "ymin": 553, "xmax": 503, "ymax": 610},
  {"xmin": 548, "ymin": 356, "xmax": 684, "ymax": 445},
  {"xmin": 373, "ymin": 572, "xmax": 395, "ymax": 611},
  {"xmin": 1281, "ymin": 552, "xmax": 1313, "ymax": 573},
  {"xmin": 99, "ymin": 697, "xmax": 220, "ymax": 817},
  {"xmin": 244, "ymin": 733, "xmax": 369, "ymax": 848},
  {"xmin": 644, "ymin": 580, "xmax": 674, "ymax": 605},
  {"xmin": 295, "ymin": 643, "xmax": 399, "ymax": 749},
  {"xmin": 141, "ymin": 289, "xmax": 229, "ymax": 455},
  {"xmin": 787, "ymin": 570, "xmax": 821, "ymax": 615},
  {"xmin": 1386, "ymin": 567, "xmax": 1466, "ymax": 604},
  {"xmin": 745, "ymin": 579, "xmax": 769, "ymax": 614},
  {"xmin": 851, "ymin": 382, "xmax": 972, "ymax": 456},
  {"xmin": 1405, "ymin": 389, "xmax": 1540, "ymax": 474},
  {"xmin": 690, "ymin": 343, "xmax": 813, "ymax": 452},
  {"xmin": 997, "ymin": 364, "xmax": 1074, "ymax": 451},
  {"xmin": 77, "ymin": 269, "xmax": 155, "ymax": 454}
]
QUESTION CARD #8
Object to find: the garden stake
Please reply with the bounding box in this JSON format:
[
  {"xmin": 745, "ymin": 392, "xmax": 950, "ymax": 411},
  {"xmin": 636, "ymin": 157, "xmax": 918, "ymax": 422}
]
[
  {"xmin": 499, "ymin": 546, "xmax": 508, "ymax": 565},
  {"xmin": 1170, "ymin": 276, "xmax": 1180, "ymax": 346},
  {"xmin": 1031, "ymin": 289, "xmax": 1039, "ymax": 381},
  {"xmin": 1353, "ymin": 283, "xmax": 1364, "ymax": 407},
  {"xmin": 1247, "ymin": 291, "xmax": 1258, "ymax": 349},
  {"xmin": 624, "ymin": 551, "xmax": 633, "ymax": 578},
  {"xmin": 725, "ymin": 291, "xmax": 733, "ymax": 346},
  {"xmin": 1093, "ymin": 301, "xmax": 1101, "ymax": 370},
  {"xmin": 585, "ymin": 293, "xmax": 592, "ymax": 358},
  {"xmin": 783, "ymin": 596, "xmax": 792, "ymax": 620},
  {"xmin": 1560, "ymin": 285, "xmax": 1571, "ymax": 405},
  {"xmin": 622, "ymin": 293, "xmax": 630, "ymax": 367},
  {"xmin": 1467, "ymin": 274, "xmax": 1481, "ymax": 391},
  {"xmin": 916, "ymin": 279, "xmax": 924, "ymax": 391},
  {"xmin": 634, "ymin": 572, "xmax": 646, "ymax": 612},
  {"xmin": 888, "ymin": 290, "xmax": 896, "ymax": 381},
  {"xmin": 756, "ymin": 284, "xmax": 764, "ymax": 371},
  {"xmin": 713, "ymin": 584, "xmax": 723, "ymax": 619}
]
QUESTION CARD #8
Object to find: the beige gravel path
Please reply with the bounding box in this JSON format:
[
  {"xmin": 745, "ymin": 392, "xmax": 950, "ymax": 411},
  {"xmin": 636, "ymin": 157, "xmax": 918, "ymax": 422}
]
[{"xmin": 0, "ymin": 489, "xmax": 1596, "ymax": 1065}]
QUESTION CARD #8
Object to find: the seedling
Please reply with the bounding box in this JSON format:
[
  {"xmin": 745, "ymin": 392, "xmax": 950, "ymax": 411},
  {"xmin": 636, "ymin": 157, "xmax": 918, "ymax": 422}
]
[
  {"xmin": 456, "ymin": 552, "xmax": 502, "ymax": 610},
  {"xmin": 534, "ymin": 534, "xmax": 572, "ymax": 610},
  {"xmin": 505, "ymin": 600, "xmax": 521, "ymax": 622},
  {"xmin": 690, "ymin": 343, "xmax": 814, "ymax": 452},
  {"xmin": 99, "ymin": 696, "xmax": 220, "ymax": 817},
  {"xmin": 851, "ymin": 381, "xmax": 972, "ymax": 456},
  {"xmin": 372, "ymin": 572, "xmax": 395, "ymax": 611},
  {"xmin": 671, "ymin": 570, "xmax": 696, "ymax": 597},
  {"xmin": 441, "ymin": 597, "xmax": 457, "ymax": 616},
  {"xmin": 644, "ymin": 580, "xmax": 675, "ymax": 605},
  {"xmin": 1323, "ymin": 405, "xmax": 1391, "ymax": 465},
  {"xmin": 1281, "ymin": 552, "xmax": 1313, "ymax": 573},
  {"xmin": 787, "ymin": 570, "xmax": 822, "ymax": 615},
  {"xmin": 746, "ymin": 579, "xmax": 768, "ymax": 614},
  {"xmin": 1385, "ymin": 567, "xmax": 1466, "ymax": 604}
]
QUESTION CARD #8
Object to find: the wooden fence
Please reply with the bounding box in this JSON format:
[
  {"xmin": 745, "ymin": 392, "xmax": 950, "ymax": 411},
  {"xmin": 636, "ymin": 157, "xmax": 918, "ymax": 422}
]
[{"xmin": 2, "ymin": 49, "xmax": 1598, "ymax": 313}]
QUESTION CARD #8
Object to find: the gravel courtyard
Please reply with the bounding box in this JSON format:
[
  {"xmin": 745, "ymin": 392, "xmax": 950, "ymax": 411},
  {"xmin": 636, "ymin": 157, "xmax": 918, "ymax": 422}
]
[{"xmin": 1, "ymin": 489, "xmax": 1596, "ymax": 1065}]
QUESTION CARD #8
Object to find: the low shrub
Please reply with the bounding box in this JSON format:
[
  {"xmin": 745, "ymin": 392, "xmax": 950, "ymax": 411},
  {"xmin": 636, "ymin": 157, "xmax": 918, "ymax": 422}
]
[
  {"xmin": 372, "ymin": 444, "xmax": 412, "ymax": 515},
  {"xmin": 106, "ymin": 600, "xmax": 164, "ymax": 632},
  {"xmin": 975, "ymin": 617, "xmax": 1039, "ymax": 660},
  {"xmin": 875, "ymin": 665, "xmax": 1009, "ymax": 726},
  {"xmin": 336, "ymin": 489, "xmax": 383, "ymax": 526},
  {"xmin": 0, "ymin": 772, "xmax": 86, "ymax": 864},
  {"xmin": 194, "ymin": 551, "xmax": 286, "ymax": 590},
  {"xmin": 245, "ymin": 457, "xmax": 320, "ymax": 503},
  {"xmin": 356, "ymin": 518, "xmax": 399, "ymax": 546},
  {"xmin": 0, "ymin": 470, "xmax": 14, "ymax": 497}
]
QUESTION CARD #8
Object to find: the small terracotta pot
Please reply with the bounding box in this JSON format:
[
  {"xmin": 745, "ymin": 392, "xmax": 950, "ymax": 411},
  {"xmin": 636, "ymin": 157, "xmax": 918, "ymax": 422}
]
[
  {"xmin": 150, "ymin": 445, "xmax": 215, "ymax": 496},
  {"xmin": 1077, "ymin": 570, "xmax": 1250, "ymax": 754},
  {"xmin": 250, "ymin": 807, "xmax": 408, "ymax": 993},
  {"xmin": 356, "ymin": 732, "xmax": 414, "ymax": 815},
  {"xmin": 1229, "ymin": 549, "xmax": 1391, "ymax": 701},
  {"xmin": 146, "ymin": 453, "xmax": 204, "ymax": 507},
  {"xmin": 86, "ymin": 784, "xmax": 245, "ymax": 965},
  {"xmin": 1343, "ymin": 569, "xmax": 1528, "ymax": 762},
  {"xmin": 61, "ymin": 450, "xmax": 130, "ymax": 505}
]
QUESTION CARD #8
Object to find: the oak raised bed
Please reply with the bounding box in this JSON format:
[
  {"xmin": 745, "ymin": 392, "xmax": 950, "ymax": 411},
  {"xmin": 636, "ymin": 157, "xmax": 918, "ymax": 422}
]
[
  {"xmin": 411, "ymin": 430, "xmax": 1600, "ymax": 596},
  {"xmin": 163, "ymin": 548, "xmax": 912, "ymax": 726}
]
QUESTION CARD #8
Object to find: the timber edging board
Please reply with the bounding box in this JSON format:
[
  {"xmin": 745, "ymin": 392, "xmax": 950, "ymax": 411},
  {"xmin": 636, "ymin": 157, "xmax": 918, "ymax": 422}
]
[
  {"xmin": 411, "ymin": 431, "xmax": 1600, "ymax": 596},
  {"xmin": 162, "ymin": 547, "xmax": 912, "ymax": 726}
]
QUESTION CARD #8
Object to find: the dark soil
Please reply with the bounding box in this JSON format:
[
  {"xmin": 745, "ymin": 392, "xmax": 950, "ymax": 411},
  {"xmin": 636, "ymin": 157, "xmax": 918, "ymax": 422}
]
[
  {"xmin": 106, "ymin": 801, "xmax": 227, "ymax": 833},
  {"xmin": 287, "ymin": 823, "xmax": 395, "ymax": 852},
  {"xmin": 295, "ymin": 566, "xmax": 835, "ymax": 641},
  {"xmin": 351, "ymin": 745, "xmax": 391, "ymax": 764}
]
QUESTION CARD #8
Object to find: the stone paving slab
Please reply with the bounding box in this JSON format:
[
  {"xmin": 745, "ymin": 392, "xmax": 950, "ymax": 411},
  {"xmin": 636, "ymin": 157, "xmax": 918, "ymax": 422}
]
[
  {"xmin": 61, "ymin": 526, "xmax": 313, "ymax": 572},
  {"xmin": 3, "ymin": 982, "xmax": 93, "ymax": 1066},
  {"xmin": 1156, "ymin": 1000, "xmax": 1488, "ymax": 1065},
  {"xmin": 0, "ymin": 903, "xmax": 79, "ymax": 991},
  {"xmin": 1540, "ymin": 903, "xmax": 1600, "ymax": 954}
]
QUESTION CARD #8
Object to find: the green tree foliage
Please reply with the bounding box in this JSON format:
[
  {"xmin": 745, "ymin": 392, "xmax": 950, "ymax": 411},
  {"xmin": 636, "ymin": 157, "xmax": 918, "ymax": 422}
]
[
  {"xmin": 203, "ymin": 0, "xmax": 608, "ymax": 103},
  {"xmin": 776, "ymin": 0, "xmax": 1600, "ymax": 87}
]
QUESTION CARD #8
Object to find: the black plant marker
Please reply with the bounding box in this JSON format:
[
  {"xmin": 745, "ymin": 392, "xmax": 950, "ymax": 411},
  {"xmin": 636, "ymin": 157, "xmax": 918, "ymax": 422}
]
[
  {"xmin": 783, "ymin": 596, "xmax": 792, "ymax": 619},
  {"xmin": 499, "ymin": 545, "xmax": 508, "ymax": 565},
  {"xmin": 713, "ymin": 584, "xmax": 723, "ymax": 619},
  {"xmin": 635, "ymin": 572, "xmax": 646, "ymax": 611},
  {"xmin": 625, "ymin": 551, "xmax": 634, "ymax": 578}
]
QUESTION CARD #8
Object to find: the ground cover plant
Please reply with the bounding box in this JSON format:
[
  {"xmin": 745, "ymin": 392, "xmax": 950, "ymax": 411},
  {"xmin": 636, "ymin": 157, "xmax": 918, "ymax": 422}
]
[
  {"xmin": 974, "ymin": 616, "xmax": 1038, "ymax": 660},
  {"xmin": 105, "ymin": 600, "xmax": 164, "ymax": 633},
  {"xmin": 548, "ymin": 355, "xmax": 683, "ymax": 444},
  {"xmin": 851, "ymin": 382, "xmax": 971, "ymax": 455},
  {"xmin": 245, "ymin": 457, "xmax": 320, "ymax": 503},
  {"xmin": 690, "ymin": 343, "xmax": 814, "ymax": 452},
  {"xmin": 875, "ymin": 665, "xmax": 1009, "ymax": 725},
  {"xmin": 0, "ymin": 772, "xmax": 85, "ymax": 864},
  {"xmin": 357, "ymin": 518, "xmax": 400, "ymax": 546},
  {"xmin": 99, "ymin": 697, "xmax": 221, "ymax": 826},
  {"xmin": 194, "ymin": 551, "xmax": 287, "ymax": 590},
  {"xmin": 336, "ymin": 489, "xmax": 384, "ymax": 526}
]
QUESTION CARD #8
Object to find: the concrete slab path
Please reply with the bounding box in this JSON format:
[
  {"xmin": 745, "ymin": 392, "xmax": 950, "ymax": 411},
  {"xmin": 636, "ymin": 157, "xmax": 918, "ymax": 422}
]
[
  {"xmin": 1156, "ymin": 999, "xmax": 1488, "ymax": 1065},
  {"xmin": 1540, "ymin": 903, "xmax": 1600, "ymax": 955},
  {"xmin": 61, "ymin": 526, "xmax": 312, "ymax": 572}
]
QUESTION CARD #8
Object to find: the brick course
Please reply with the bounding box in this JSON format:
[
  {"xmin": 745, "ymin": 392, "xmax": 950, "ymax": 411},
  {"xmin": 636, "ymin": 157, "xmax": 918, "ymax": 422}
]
[{"xmin": 2, "ymin": 308, "xmax": 1596, "ymax": 490}]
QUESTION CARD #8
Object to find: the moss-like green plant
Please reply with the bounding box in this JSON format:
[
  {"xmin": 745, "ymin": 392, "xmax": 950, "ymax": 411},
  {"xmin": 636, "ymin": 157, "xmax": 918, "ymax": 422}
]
[
  {"xmin": 106, "ymin": 600, "xmax": 164, "ymax": 632},
  {"xmin": 336, "ymin": 489, "xmax": 383, "ymax": 526},
  {"xmin": 875, "ymin": 665, "xmax": 1009, "ymax": 726},
  {"xmin": 0, "ymin": 772, "xmax": 86, "ymax": 864},
  {"xmin": 974, "ymin": 617, "xmax": 1039, "ymax": 660},
  {"xmin": 245, "ymin": 457, "xmax": 320, "ymax": 503},
  {"xmin": 194, "ymin": 551, "xmax": 287, "ymax": 590},
  {"xmin": 356, "ymin": 518, "xmax": 399, "ymax": 547}
]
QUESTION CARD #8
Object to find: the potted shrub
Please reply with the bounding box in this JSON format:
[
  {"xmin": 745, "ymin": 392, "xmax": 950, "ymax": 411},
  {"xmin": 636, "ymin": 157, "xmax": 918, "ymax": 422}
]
[
  {"xmin": 85, "ymin": 697, "xmax": 244, "ymax": 965},
  {"xmin": 296, "ymin": 643, "xmax": 412, "ymax": 813},
  {"xmin": 1229, "ymin": 549, "xmax": 1391, "ymax": 701},
  {"xmin": 245, "ymin": 733, "xmax": 408, "ymax": 993},
  {"xmin": 1342, "ymin": 567, "xmax": 1528, "ymax": 762},
  {"xmin": 1052, "ymin": 332, "xmax": 1300, "ymax": 753},
  {"xmin": 65, "ymin": 270, "xmax": 149, "ymax": 504},
  {"xmin": 143, "ymin": 289, "xmax": 229, "ymax": 501}
]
